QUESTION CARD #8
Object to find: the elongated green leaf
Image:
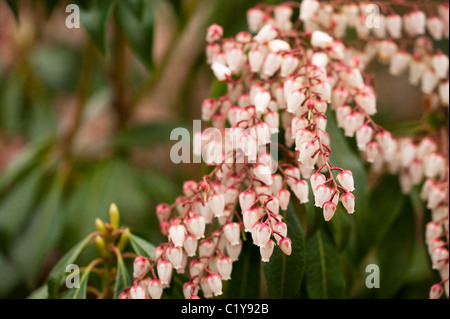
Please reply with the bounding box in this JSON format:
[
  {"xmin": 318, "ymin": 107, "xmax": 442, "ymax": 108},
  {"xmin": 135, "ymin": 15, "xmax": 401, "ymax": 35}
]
[
  {"xmin": 129, "ymin": 233, "xmax": 156, "ymax": 258},
  {"xmin": 304, "ymin": 191, "xmax": 324, "ymax": 239},
  {"xmin": 112, "ymin": 122, "xmax": 182, "ymax": 148},
  {"xmin": 376, "ymin": 198, "xmax": 415, "ymax": 298},
  {"xmin": 0, "ymin": 137, "xmax": 54, "ymax": 192},
  {"xmin": 116, "ymin": 0, "xmax": 155, "ymax": 70},
  {"xmin": 327, "ymin": 207, "xmax": 352, "ymax": 252},
  {"xmin": 113, "ymin": 256, "xmax": 131, "ymax": 299},
  {"xmin": 357, "ymin": 175, "xmax": 406, "ymax": 260},
  {"xmin": 63, "ymin": 268, "xmax": 91, "ymax": 299},
  {"xmin": 306, "ymin": 229, "xmax": 345, "ymax": 299},
  {"xmin": 80, "ymin": 0, "xmax": 116, "ymax": 54},
  {"xmin": 27, "ymin": 285, "xmax": 49, "ymax": 299},
  {"xmin": 226, "ymin": 239, "xmax": 261, "ymax": 298},
  {"xmin": 0, "ymin": 169, "xmax": 43, "ymax": 238},
  {"xmin": 12, "ymin": 176, "xmax": 65, "ymax": 289},
  {"xmin": 0, "ymin": 253, "xmax": 20, "ymax": 298},
  {"xmin": 262, "ymin": 205, "xmax": 306, "ymax": 298},
  {"xmin": 47, "ymin": 234, "xmax": 93, "ymax": 299}
]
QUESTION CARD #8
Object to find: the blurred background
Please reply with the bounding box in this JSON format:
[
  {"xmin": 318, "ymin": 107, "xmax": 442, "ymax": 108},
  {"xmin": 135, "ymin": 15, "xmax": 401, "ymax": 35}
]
[{"xmin": 0, "ymin": 0, "xmax": 446, "ymax": 299}]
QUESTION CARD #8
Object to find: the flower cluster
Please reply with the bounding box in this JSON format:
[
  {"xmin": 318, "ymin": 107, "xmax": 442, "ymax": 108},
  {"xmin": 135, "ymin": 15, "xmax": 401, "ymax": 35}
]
[{"xmin": 119, "ymin": 0, "xmax": 449, "ymax": 299}]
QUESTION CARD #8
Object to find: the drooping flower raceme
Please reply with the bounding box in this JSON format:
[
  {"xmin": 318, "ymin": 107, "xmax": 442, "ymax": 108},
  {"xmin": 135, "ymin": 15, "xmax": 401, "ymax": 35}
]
[{"xmin": 119, "ymin": 0, "xmax": 449, "ymax": 299}]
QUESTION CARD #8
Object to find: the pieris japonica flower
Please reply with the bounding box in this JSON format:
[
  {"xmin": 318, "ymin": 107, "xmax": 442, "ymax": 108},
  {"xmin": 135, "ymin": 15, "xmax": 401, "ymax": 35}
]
[{"xmin": 121, "ymin": 2, "xmax": 449, "ymax": 300}]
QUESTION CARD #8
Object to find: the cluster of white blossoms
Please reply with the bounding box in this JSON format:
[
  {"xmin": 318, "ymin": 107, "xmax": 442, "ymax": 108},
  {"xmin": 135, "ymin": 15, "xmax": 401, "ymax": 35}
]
[{"xmin": 119, "ymin": 0, "xmax": 449, "ymax": 299}]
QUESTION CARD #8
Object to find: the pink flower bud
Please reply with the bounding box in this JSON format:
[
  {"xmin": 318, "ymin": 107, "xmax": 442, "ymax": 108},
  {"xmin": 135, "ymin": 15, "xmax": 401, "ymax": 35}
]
[
  {"xmin": 206, "ymin": 24, "xmax": 223, "ymax": 43},
  {"xmin": 157, "ymin": 261, "xmax": 173, "ymax": 286},
  {"xmin": 356, "ymin": 124, "xmax": 373, "ymax": 151},
  {"xmin": 277, "ymin": 189, "xmax": 291, "ymax": 210},
  {"xmin": 224, "ymin": 222, "xmax": 241, "ymax": 246},
  {"xmin": 336, "ymin": 105, "xmax": 352, "ymax": 128},
  {"xmin": 211, "ymin": 62, "xmax": 231, "ymax": 82},
  {"xmin": 291, "ymin": 180, "xmax": 309, "ymax": 204},
  {"xmin": 337, "ymin": 170, "xmax": 355, "ymax": 192},
  {"xmin": 242, "ymin": 209, "xmax": 259, "ymax": 233},
  {"xmin": 300, "ymin": 0, "xmax": 319, "ymax": 21},
  {"xmin": 366, "ymin": 141, "xmax": 380, "ymax": 163},
  {"xmin": 331, "ymin": 88, "xmax": 349, "ymax": 110},
  {"xmin": 346, "ymin": 68, "xmax": 364, "ymax": 89},
  {"xmin": 427, "ymin": 16, "xmax": 444, "ymax": 40},
  {"xmin": 323, "ymin": 201, "xmax": 337, "ymax": 222},
  {"xmin": 298, "ymin": 142, "xmax": 319, "ymax": 169},
  {"xmin": 439, "ymin": 80, "xmax": 449, "ymax": 106},
  {"xmin": 183, "ymin": 282, "xmax": 199, "ymax": 299},
  {"xmin": 389, "ymin": 51, "xmax": 410, "ymax": 76},
  {"xmin": 310, "ymin": 173, "xmax": 326, "ymax": 194},
  {"xmin": 264, "ymin": 111, "xmax": 280, "ymax": 133},
  {"xmin": 247, "ymin": 8, "xmax": 265, "ymax": 33},
  {"xmin": 257, "ymin": 224, "xmax": 272, "ymax": 247},
  {"xmin": 267, "ymin": 197, "xmax": 280, "ymax": 215},
  {"xmin": 294, "ymin": 129, "xmax": 314, "ymax": 151},
  {"xmin": 183, "ymin": 234, "xmax": 198, "ymax": 257},
  {"xmin": 254, "ymin": 90, "xmax": 271, "ymax": 114},
  {"xmin": 279, "ymin": 237, "xmax": 292, "ymax": 255},
  {"xmin": 130, "ymin": 284, "xmax": 147, "ymax": 299},
  {"xmin": 147, "ymin": 279, "xmax": 163, "ymax": 299},
  {"xmin": 263, "ymin": 52, "xmax": 283, "ymax": 77},
  {"xmin": 254, "ymin": 163, "xmax": 273, "ymax": 186},
  {"xmin": 199, "ymin": 239, "xmax": 215, "ymax": 257},
  {"xmin": 386, "ymin": 14, "xmax": 402, "ymax": 39},
  {"xmin": 426, "ymin": 222, "xmax": 443, "ymax": 243},
  {"xmin": 209, "ymin": 193, "xmax": 225, "ymax": 217},
  {"xmin": 273, "ymin": 222, "xmax": 288, "ymax": 244},
  {"xmin": 254, "ymin": 24, "xmax": 278, "ymax": 43},
  {"xmin": 133, "ymin": 257, "xmax": 149, "ymax": 279},
  {"xmin": 260, "ymin": 239, "xmax": 275, "ymax": 262},
  {"xmin": 404, "ymin": 10, "xmax": 426, "ymax": 36},
  {"xmin": 156, "ymin": 203, "xmax": 171, "ymax": 223},
  {"xmin": 287, "ymin": 90, "xmax": 306, "ymax": 115},
  {"xmin": 200, "ymin": 276, "xmax": 213, "ymax": 298},
  {"xmin": 186, "ymin": 216, "xmax": 206, "ymax": 239},
  {"xmin": 430, "ymin": 284, "xmax": 444, "ymax": 299},
  {"xmin": 431, "ymin": 247, "xmax": 448, "ymax": 270},
  {"xmin": 166, "ymin": 246, "xmax": 183, "ymax": 270},
  {"xmin": 341, "ymin": 192, "xmax": 355, "ymax": 214},
  {"xmin": 248, "ymin": 49, "xmax": 265, "ymax": 73},
  {"xmin": 168, "ymin": 224, "xmax": 186, "ymax": 247},
  {"xmin": 285, "ymin": 166, "xmax": 301, "ymax": 186},
  {"xmin": 239, "ymin": 190, "xmax": 256, "ymax": 211},
  {"xmin": 421, "ymin": 69, "xmax": 439, "ymax": 94},
  {"xmin": 225, "ymin": 48, "xmax": 245, "ymax": 74},
  {"xmin": 189, "ymin": 260, "xmax": 205, "ymax": 278},
  {"xmin": 226, "ymin": 239, "xmax": 242, "ymax": 261},
  {"xmin": 207, "ymin": 273, "xmax": 223, "ymax": 296},
  {"xmin": 314, "ymin": 184, "xmax": 332, "ymax": 208},
  {"xmin": 281, "ymin": 54, "xmax": 299, "ymax": 77},
  {"xmin": 432, "ymin": 52, "xmax": 449, "ymax": 79},
  {"xmin": 217, "ymin": 257, "xmax": 233, "ymax": 280},
  {"xmin": 424, "ymin": 153, "xmax": 446, "ymax": 179}
]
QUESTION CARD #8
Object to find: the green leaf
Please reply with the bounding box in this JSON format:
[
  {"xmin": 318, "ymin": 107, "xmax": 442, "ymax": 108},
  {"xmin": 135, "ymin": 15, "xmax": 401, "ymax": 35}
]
[
  {"xmin": 226, "ymin": 239, "xmax": 261, "ymax": 298},
  {"xmin": 0, "ymin": 168, "xmax": 43, "ymax": 238},
  {"xmin": 129, "ymin": 233, "xmax": 156, "ymax": 258},
  {"xmin": 12, "ymin": 175, "xmax": 65, "ymax": 289},
  {"xmin": 5, "ymin": 0, "xmax": 20, "ymax": 21},
  {"xmin": 0, "ymin": 72, "xmax": 24, "ymax": 134},
  {"xmin": 116, "ymin": 0, "xmax": 155, "ymax": 70},
  {"xmin": 113, "ymin": 255, "xmax": 132, "ymax": 299},
  {"xmin": 27, "ymin": 285, "xmax": 49, "ymax": 299},
  {"xmin": 80, "ymin": 0, "xmax": 116, "ymax": 54},
  {"xmin": 356, "ymin": 175, "xmax": 406, "ymax": 260},
  {"xmin": 327, "ymin": 207, "xmax": 352, "ymax": 252},
  {"xmin": 376, "ymin": 198, "xmax": 415, "ymax": 298},
  {"xmin": 211, "ymin": 78, "xmax": 228, "ymax": 98},
  {"xmin": 112, "ymin": 122, "xmax": 182, "ymax": 148},
  {"xmin": 0, "ymin": 253, "xmax": 20, "ymax": 298},
  {"xmin": 63, "ymin": 268, "xmax": 91, "ymax": 299},
  {"xmin": 305, "ymin": 229, "xmax": 346, "ymax": 299},
  {"xmin": 304, "ymin": 191, "xmax": 324, "ymax": 239},
  {"xmin": 262, "ymin": 205, "xmax": 306, "ymax": 298},
  {"xmin": 47, "ymin": 234, "xmax": 93, "ymax": 299},
  {"xmin": 0, "ymin": 136, "xmax": 54, "ymax": 192}
]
